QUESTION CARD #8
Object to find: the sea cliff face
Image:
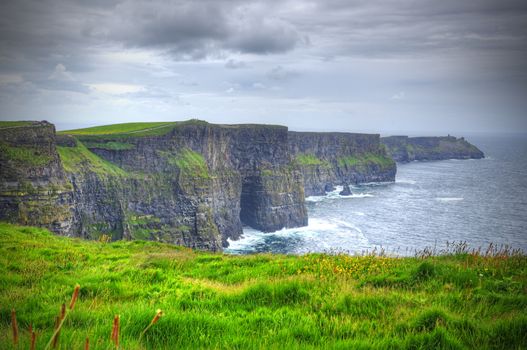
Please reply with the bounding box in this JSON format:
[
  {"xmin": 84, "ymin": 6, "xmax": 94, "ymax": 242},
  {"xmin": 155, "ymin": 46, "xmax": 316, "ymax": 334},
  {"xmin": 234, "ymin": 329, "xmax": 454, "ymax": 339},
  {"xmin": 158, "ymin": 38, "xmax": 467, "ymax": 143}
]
[
  {"xmin": 0, "ymin": 122, "xmax": 74, "ymax": 234},
  {"xmin": 1, "ymin": 120, "xmax": 393, "ymax": 250},
  {"xmin": 289, "ymin": 132, "xmax": 396, "ymax": 196},
  {"xmin": 381, "ymin": 136, "xmax": 484, "ymax": 162}
]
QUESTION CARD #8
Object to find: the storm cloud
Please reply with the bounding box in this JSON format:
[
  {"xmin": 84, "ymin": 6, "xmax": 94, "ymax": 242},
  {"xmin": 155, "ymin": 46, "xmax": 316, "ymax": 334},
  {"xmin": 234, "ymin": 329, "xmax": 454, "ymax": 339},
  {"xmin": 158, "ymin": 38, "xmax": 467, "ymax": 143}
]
[{"xmin": 0, "ymin": 0, "xmax": 526, "ymax": 133}]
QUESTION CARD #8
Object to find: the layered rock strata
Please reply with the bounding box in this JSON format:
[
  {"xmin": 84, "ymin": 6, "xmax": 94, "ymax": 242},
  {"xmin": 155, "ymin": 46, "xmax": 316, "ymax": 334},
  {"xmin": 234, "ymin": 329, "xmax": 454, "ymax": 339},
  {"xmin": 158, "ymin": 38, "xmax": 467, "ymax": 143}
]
[
  {"xmin": 381, "ymin": 136, "xmax": 484, "ymax": 162},
  {"xmin": 1, "ymin": 120, "xmax": 396, "ymax": 250},
  {"xmin": 288, "ymin": 132, "xmax": 396, "ymax": 196}
]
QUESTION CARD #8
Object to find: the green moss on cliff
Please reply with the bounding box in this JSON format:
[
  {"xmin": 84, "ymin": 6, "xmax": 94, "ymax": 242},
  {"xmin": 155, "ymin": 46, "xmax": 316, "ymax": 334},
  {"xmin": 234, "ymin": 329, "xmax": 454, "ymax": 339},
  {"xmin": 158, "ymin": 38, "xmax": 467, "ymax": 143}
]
[
  {"xmin": 162, "ymin": 148, "xmax": 210, "ymax": 178},
  {"xmin": 338, "ymin": 153, "xmax": 395, "ymax": 170},
  {"xmin": 295, "ymin": 153, "xmax": 329, "ymax": 166},
  {"xmin": 0, "ymin": 142, "xmax": 52, "ymax": 166},
  {"xmin": 57, "ymin": 140, "xmax": 128, "ymax": 177}
]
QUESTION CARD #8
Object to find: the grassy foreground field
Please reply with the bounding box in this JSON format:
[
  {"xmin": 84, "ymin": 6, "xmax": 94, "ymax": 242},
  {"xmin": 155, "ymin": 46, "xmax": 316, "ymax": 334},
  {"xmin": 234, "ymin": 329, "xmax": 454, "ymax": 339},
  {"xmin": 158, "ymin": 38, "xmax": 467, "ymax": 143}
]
[{"xmin": 0, "ymin": 223, "xmax": 526, "ymax": 349}]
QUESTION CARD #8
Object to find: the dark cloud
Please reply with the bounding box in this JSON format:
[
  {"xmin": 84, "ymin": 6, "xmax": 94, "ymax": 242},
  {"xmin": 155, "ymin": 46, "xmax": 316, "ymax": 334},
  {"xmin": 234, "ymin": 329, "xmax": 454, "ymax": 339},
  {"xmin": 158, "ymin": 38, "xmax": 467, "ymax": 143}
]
[{"xmin": 294, "ymin": 0, "xmax": 527, "ymax": 59}]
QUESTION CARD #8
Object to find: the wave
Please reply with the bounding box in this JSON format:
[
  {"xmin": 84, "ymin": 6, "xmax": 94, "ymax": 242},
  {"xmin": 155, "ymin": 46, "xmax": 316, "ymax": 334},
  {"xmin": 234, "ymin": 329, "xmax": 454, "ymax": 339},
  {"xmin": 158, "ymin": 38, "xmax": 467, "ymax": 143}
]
[
  {"xmin": 355, "ymin": 181, "xmax": 394, "ymax": 187},
  {"xmin": 305, "ymin": 186, "xmax": 374, "ymax": 202},
  {"xmin": 225, "ymin": 217, "xmax": 371, "ymax": 254},
  {"xmin": 435, "ymin": 197, "xmax": 464, "ymax": 202},
  {"xmin": 397, "ymin": 179, "xmax": 417, "ymax": 185}
]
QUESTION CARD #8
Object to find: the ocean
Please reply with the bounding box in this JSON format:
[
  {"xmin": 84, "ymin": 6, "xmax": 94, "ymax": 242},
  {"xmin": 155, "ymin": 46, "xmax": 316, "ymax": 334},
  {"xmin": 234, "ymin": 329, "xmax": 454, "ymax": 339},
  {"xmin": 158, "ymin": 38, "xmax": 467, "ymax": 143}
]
[{"xmin": 225, "ymin": 135, "xmax": 527, "ymax": 255}]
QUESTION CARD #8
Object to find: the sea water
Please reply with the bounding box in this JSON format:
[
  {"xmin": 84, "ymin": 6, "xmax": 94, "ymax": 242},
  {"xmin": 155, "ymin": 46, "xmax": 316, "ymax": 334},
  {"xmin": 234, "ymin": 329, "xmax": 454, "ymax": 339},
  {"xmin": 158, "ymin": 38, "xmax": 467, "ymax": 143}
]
[{"xmin": 225, "ymin": 135, "xmax": 527, "ymax": 255}]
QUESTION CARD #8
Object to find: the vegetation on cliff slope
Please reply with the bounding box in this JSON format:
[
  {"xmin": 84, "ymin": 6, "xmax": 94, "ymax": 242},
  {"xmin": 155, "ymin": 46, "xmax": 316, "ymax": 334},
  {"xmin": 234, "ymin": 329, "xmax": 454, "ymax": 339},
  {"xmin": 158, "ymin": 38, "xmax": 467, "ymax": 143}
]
[
  {"xmin": 295, "ymin": 154, "xmax": 330, "ymax": 167},
  {"xmin": 0, "ymin": 223, "xmax": 525, "ymax": 349},
  {"xmin": 57, "ymin": 140, "xmax": 128, "ymax": 177},
  {"xmin": 160, "ymin": 148, "xmax": 210, "ymax": 178},
  {"xmin": 338, "ymin": 153, "xmax": 395, "ymax": 171},
  {"xmin": 0, "ymin": 142, "xmax": 52, "ymax": 167}
]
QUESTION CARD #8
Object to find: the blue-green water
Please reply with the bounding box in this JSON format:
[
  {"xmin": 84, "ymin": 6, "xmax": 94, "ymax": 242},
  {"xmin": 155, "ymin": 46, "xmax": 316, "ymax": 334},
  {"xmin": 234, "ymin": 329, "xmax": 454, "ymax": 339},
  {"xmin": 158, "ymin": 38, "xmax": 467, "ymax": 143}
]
[{"xmin": 226, "ymin": 135, "xmax": 527, "ymax": 255}]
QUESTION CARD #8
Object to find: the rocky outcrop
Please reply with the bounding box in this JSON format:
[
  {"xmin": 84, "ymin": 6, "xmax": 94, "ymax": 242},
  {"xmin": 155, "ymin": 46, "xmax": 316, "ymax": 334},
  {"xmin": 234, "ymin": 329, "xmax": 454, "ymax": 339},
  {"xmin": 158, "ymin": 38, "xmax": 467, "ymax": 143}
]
[
  {"xmin": 1, "ymin": 120, "xmax": 394, "ymax": 250},
  {"xmin": 288, "ymin": 132, "xmax": 396, "ymax": 196},
  {"xmin": 339, "ymin": 184, "xmax": 352, "ymax": 196},
  {"xmin": 382, "ymin": 136, "xmax": 484, "ymax": 162},
  {"xmin": 0, "ymin": 121, "xmax": 73, "ymax": 234}
]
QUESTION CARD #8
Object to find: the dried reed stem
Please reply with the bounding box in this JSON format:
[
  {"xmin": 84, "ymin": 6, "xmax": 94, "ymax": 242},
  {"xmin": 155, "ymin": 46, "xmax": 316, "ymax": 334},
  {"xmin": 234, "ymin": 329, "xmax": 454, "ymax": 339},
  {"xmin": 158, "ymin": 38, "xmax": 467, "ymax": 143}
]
[
  {"xmin": 44, "ymin": 284, "xmax": 81, "ymax": 350},
  {"xmin": 30, "ymin": 331, "xmax": 36, "ymax": 350},
  {"xmin": 11, "ymin": 309, "xmax": 18, "ymax": 346},
  {"xmin": 60, "ymin": 303, "xmax": 66, "ymax": 320},
  {"xmin": 51, "ymin": 316, "xmax": 60, "ymax": 348},
  {"xmin": 69, "ymin": 284, "xmax": 80, "ymax": 310},
  {"xmin": 111, "ymin": 315, "xmax": 120, "ymax": 348},
  {"xmin": 139, "ymin": 309, "xmax": 163, "ymax": 341}
]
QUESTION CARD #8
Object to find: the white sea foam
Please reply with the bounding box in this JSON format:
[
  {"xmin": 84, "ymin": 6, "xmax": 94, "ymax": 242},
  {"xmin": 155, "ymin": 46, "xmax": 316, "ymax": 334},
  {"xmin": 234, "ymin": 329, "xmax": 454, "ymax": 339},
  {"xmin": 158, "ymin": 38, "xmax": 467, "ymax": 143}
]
[
  {"xmin": 225, "ymin": 217, "xmax": 371, "ymax": 254},
  {"xmin": 397, "ymin": 179, "xmax": 417, "ymax": 185},
  {"xmin": 305, "ymin": 186, "xmax": 374, "ymax": 202},
  {"xmin": 435, "ymin": 197, "xmax": 464, "ymax": 202}
]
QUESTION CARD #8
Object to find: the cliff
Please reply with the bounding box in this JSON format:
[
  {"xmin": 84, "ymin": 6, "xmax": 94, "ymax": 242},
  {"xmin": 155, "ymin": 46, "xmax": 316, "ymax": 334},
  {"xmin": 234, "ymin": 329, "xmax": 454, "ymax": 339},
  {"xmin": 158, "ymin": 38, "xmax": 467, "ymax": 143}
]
[
  {"xmin": 381, "ymin": 135, "xmax": 484, "ymax": 162},
  {"xmin": 289, "ymin": 132, "xmax": 396, "ymax": 196},
  {"xmin": 1, "ymin": 120, "xmax": 392, "ymax": 250},
  {"xmin": 0, "ymin": 121, "xmax": 74, "ymax": 234}
]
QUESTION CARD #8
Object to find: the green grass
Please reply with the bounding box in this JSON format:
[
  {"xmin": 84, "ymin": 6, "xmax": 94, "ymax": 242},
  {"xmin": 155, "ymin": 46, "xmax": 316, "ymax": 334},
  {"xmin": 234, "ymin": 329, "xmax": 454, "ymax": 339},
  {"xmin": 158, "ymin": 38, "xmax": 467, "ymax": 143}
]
[
  {"xmin": 338, "ymin": 153, "xmax": 395, "ymax": 171},
  {"xmin": 58, "ymin": 122, "xmax": 176, "ymax": 136},
  {"xmin": 295, "ymin": 154, "xmax": 328, "ymax": 166},
  {"xmin": 84, "ymin": 141, "xmax": 136, "ymax": 151},
  {"xmin": 0, "ymin": 223, "xmax": 525, "ymax": 349},
  {"xmin": 58, "ymin": 120, "xmax": 211, "ymax": 140},
  {"xmin": 57, "ymin": 140, "xmax": 128, "ymax": 177},
  {"xmin": 0, "ymin": 142, "xmax": 52, "ymax": 167},
  {"xmin": 0, "ymin": 121, "xmax": 33, "ymax": 129}
]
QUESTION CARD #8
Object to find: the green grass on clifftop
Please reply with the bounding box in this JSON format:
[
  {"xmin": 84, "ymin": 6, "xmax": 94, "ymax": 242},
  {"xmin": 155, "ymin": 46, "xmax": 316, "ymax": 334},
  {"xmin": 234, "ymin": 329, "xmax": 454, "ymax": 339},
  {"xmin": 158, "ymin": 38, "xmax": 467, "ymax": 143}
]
[
  {"xmin": 58, "ymin": 120, "xmax": 212, "ymax": 140},
  {"xmin": 58, "ymin": 122, "xmax": 176, "ymax": 136},
  {"xmin": 0, "ymin": 121, "xmax": 34, "ymax": 129},
  {"xmin": 0, "ymin": 223, "xmax": 525, "ymax": 349}
]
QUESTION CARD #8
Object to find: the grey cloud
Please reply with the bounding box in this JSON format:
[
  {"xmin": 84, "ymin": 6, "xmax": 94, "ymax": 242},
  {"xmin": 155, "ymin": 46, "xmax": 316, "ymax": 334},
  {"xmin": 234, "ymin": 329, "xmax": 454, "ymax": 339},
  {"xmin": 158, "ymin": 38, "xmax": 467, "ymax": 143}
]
[
  {"xmin": 296, "ymin": 0, "xmax": 527, "ymax": 59},
  {"xmin": 109, "ymin": 1, "xmax": 229, "ymax": 47},
  {"xmin": 104, "ymin": 0, "xmax": 303, "ymax": 57}
]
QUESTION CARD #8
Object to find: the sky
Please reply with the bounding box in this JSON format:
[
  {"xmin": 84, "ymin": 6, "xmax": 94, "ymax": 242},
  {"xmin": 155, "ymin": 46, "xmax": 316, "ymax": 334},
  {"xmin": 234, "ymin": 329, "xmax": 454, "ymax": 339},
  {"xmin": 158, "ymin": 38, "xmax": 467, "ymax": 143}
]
[{"xmin": 0, "ymin": 0, "xmax": 526, "ymax": 135}]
